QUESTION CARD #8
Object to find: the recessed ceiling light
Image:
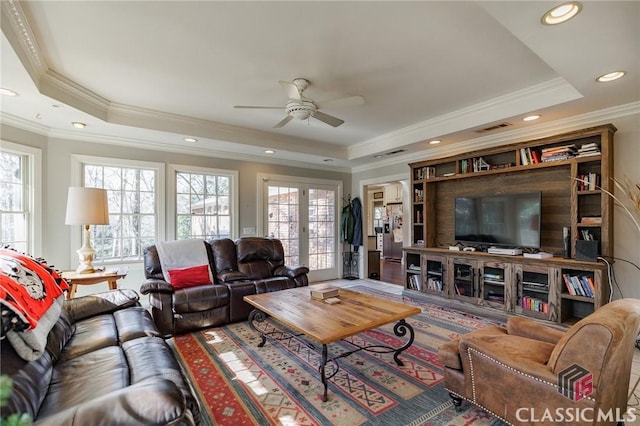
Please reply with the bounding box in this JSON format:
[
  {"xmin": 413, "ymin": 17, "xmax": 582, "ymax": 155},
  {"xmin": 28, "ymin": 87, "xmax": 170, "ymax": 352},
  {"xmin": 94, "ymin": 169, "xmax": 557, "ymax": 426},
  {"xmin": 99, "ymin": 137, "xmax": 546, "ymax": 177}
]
[
  {"xmin": 374, "ymin": 154, "xmax": 383, "ymax": 158},
  {"xmin": 429, "ymin": 140, "xmax": 441, "ymax": 145},
  {"xmin": 71, "ymin": 121, "xmax": 86, "ymax": 129},
  {"xmin": 184, "ymin": 137, "xmax": 198, "ymax": 142},
  {"xmin": 523, "ymin": 115, "xmax": 541, "ymax": 122},
  {"xmin": 596, "ymin": 71, "xmax": 626, "ymax": 82},
  {"xmin": 0, "ymin": 88, "xmax": 18, "ymax": 96},
  {"xmin": 264, "ymin": 149, "xmax": 275, "ymax": 154},
  {"xmin": 541, "ymin": 2, "xmax": 582, "ymax": 25}
]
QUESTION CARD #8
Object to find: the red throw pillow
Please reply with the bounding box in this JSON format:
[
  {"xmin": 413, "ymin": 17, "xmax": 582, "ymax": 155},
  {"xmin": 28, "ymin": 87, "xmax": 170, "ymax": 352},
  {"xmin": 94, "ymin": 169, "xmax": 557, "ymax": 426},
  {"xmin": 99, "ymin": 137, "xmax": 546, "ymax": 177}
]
[{"xmin": 167, "ymin": 264, "xmax": 212, "ymax": 289}]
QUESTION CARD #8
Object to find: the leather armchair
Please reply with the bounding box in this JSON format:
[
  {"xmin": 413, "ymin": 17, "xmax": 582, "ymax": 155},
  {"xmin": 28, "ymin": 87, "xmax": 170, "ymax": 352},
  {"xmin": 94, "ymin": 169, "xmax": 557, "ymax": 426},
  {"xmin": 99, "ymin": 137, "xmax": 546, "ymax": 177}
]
[{"xmin": 438, "ymin": 298, "xmax": 640, "ymax": 426}]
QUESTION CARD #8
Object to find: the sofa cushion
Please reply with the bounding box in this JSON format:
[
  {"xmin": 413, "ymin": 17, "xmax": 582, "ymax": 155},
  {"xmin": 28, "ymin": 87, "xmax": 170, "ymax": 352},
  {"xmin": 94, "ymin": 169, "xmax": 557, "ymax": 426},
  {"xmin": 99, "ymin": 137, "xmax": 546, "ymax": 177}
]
[
  {"xmin": 236, "ymin": 237, "xmax": 285, "ymax": 279},
  {"xmin": 39, "ymin": 345, "xmax": 129, "ymax": 418},
  {"xmin": 173, "ymin": 284, "xmax": 229, "ymax": 314},
  {"xmin": 167, "ymin": 264, "xmax": 212, "ymax": 289},
  {"xmin": 209, "ymin": 238, "xmax": 241, "ymax": 280}
]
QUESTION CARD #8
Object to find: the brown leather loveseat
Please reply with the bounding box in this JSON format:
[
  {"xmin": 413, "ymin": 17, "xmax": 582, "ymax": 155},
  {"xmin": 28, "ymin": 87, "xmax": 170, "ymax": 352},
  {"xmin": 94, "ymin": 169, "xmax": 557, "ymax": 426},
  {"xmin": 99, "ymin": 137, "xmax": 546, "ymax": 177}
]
[
  {"xmin": 437, "ymin": 298, "xmax": 640, "ymax": 426},
  {"xmin": 0, "ymin": 289, "xmax": 200, "ymax": 425},
  {"xmin": 141, "ymin": 237, "xmax": 309, "ymax": 336}
]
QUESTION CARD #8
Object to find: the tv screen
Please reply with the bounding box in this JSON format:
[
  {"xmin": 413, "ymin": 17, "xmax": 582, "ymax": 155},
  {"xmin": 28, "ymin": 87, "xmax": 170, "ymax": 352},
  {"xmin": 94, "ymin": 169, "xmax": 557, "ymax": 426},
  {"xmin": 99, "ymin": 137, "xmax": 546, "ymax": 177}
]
[{"xmin": 455, "ymin": 192, "xmax": 541, "ymax": 249}]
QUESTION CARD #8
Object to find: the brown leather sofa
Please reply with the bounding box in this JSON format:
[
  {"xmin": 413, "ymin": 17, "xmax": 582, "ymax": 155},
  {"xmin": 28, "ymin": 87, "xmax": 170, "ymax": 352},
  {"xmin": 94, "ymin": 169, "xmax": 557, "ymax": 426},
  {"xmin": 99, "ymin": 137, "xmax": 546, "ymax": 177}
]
[
  {"xmin": 141, "ymin": 237, "xmax": 309, "ymax": 336},
  {"xmin": 0, "ymin": 289, "xmax": 200, "ymax": 425},
  {"xmin": 438, "ymin": 298, "xmax": 640, "ymax": 426}
]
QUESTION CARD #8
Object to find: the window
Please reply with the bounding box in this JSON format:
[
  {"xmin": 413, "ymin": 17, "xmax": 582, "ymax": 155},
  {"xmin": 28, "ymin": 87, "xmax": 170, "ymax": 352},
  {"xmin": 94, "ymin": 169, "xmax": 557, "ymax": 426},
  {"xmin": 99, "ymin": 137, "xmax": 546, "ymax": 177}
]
[
  {"xmin": 72, "ymin": 155, "xmax": 164, "ymax": 263},
  {"xmin": 169, "ymin": 165, "xmax": 238, "ymax": 240},
  {"xmin": 0, "ymin": 142, "xmax": 41, "ymax": 254}
]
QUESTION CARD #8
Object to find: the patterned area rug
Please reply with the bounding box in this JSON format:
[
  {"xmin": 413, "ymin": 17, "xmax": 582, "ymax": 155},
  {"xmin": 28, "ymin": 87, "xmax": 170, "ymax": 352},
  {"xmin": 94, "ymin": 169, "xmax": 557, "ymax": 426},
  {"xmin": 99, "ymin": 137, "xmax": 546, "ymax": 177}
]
[{"xmin": 172, "ymin": 285, "xmax": 508, "ymax": 425}]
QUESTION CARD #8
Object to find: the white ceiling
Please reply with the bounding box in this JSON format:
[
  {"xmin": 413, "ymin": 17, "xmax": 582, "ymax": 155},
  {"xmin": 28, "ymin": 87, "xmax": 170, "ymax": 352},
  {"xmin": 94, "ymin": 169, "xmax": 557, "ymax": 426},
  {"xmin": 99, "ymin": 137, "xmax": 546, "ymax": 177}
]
[{"xmin": 1, "ymin": 1, "xmax": 638, "ymax": 170}]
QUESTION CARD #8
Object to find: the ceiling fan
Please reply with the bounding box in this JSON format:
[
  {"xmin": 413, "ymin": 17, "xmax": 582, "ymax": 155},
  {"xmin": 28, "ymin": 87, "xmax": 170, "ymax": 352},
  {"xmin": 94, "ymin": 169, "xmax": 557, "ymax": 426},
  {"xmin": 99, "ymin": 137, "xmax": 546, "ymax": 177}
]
[{"xmin": 234, "ymin": 78, "xmax": 364, "ymax": 128}]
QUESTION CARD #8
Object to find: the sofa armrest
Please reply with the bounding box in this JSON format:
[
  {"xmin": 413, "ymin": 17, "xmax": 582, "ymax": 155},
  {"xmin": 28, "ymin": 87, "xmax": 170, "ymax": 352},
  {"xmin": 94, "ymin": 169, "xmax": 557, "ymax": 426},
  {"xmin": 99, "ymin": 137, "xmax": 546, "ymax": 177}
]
[
  {"xmin": 64, "ymin": 289, "xmax": 140, "ymax": 323},
  {"xmin": 273, "ymin": 265, "xmax": 309, "ymax": 278},
  {"xmin": 140, "ymin": 278, "xmax": 175, "ymax": 294},
  {"xmin": 506, "ymin": 316, "xmax": 565, "ymax": 345},
  {"xmin": 32, "ymin": 380, "xmax": 194, "ymax": 426},
  {"xmin": 217, "ymin": 270, "xmax": 248, "ymax": 283}
]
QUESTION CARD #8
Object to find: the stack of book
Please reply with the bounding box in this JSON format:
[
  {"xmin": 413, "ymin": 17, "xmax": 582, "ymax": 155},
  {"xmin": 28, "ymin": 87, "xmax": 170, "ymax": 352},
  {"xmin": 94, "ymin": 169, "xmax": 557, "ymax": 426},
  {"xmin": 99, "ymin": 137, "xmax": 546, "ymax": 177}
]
[
  {"xmin": 310, "ymin": 286, "xmax": 340, "ymax": 300},
  {"xmin": 541, "ymin": 144, "xmax": 577, "ymax": 162},
  {"xmin": 581, "ymin": 216, "xmax": 602, "ymax": 225},
  {"xmin": 577, "ymin": 142, "xmax": 601, "ymax": 158}
]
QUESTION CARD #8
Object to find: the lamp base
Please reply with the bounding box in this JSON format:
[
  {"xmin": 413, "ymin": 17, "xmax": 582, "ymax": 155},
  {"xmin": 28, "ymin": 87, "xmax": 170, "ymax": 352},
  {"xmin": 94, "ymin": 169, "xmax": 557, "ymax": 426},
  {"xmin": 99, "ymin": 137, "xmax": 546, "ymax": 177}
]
[
  {"xmin": 75, "ymin": 225, "xmax": 96, "ymax": 274},
  {"xmin": 75, "ymin": 262, "xmax": 96, "ymax": 274}
]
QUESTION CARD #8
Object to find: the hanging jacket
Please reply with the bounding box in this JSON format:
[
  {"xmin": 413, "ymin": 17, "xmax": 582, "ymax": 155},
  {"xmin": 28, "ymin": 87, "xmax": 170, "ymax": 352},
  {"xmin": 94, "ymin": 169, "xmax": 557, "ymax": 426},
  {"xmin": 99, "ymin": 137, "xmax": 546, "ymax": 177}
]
[
  {"xmin": 341, "ymin": 205, "xmax": 354, "ymax": 244},
  {"xmin": 351, "ymin": 197, "xmax": 363, "ymax": 250}
]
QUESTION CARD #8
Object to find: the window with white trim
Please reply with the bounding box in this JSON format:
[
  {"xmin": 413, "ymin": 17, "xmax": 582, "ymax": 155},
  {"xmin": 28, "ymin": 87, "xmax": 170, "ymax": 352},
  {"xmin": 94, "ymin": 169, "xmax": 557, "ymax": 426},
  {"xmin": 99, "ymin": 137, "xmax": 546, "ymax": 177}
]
[
  {"xmin": 171, "ymin": 165, "xmax": 237, "ymax": 240},
  {"xmin": 0, "ymin": 142, "xmax": 41, "ymax": 254},
  {"xmin": 75, "ymin": 156, "xmax": 164, "ymax": 263}
]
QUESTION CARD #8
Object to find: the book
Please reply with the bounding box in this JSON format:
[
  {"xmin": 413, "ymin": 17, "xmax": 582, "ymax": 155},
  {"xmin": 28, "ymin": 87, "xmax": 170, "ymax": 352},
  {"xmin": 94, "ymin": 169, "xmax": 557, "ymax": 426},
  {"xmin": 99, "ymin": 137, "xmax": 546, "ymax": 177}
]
[{"xmin": 310, "ymin": 286, "xmax": 339, "ymax": 300}]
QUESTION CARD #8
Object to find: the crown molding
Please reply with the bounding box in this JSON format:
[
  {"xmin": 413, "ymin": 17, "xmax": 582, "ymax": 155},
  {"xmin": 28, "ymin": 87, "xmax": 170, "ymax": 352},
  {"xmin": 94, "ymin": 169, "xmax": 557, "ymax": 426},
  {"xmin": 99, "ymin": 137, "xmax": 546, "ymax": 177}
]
[
  {"xmin": 1, "ymin": 0, "xmax": 47, "ymax": 83},
  {"xmin": 348, "ymin": 77, "xmax": 582, "ymax": 160},
  {"xmin": 350, "ymin": 101, "xmax": 640, "ymax": 174}
]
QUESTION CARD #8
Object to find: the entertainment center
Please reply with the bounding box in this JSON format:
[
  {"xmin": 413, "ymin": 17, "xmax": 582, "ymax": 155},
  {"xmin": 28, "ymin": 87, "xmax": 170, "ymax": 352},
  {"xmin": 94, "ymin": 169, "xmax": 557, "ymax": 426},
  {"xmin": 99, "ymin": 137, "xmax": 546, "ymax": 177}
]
[{"xmin": 403, "ymin": 124, "xmax": 615, "ymax": 325}]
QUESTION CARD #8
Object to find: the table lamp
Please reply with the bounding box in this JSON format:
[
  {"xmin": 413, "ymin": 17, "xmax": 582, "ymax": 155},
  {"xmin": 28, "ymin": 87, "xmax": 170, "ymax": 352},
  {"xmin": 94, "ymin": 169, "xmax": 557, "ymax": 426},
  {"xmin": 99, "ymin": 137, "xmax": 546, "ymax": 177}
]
[{"xmin": 65, "ymin": 187, "xmax": 109, "ymax": 273}]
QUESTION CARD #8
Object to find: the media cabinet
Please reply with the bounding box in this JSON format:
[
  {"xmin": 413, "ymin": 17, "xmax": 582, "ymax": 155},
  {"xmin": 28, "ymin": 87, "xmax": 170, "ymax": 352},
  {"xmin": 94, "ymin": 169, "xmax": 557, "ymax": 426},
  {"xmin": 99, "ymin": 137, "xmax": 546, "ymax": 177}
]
[{"xmin": 403, "ymin": 124, "xmax": 616, "ymax": 325}]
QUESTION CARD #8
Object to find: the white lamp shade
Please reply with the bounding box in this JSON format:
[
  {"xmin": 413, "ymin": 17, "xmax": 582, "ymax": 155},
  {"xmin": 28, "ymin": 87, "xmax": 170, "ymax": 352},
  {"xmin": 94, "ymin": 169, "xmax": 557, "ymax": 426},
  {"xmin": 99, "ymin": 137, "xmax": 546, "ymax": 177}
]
[{"xmin": 65, "ymin": 187, "xmax": 110, "ymax": 225}]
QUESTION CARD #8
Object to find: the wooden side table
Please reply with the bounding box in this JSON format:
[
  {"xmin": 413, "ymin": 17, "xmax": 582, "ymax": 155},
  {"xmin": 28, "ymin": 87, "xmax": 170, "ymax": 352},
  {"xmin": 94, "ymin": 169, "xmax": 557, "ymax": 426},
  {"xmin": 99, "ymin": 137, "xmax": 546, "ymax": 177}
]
[{"xmin": 61, "ymin": 267, "xmax": 128, "ymax": 299}]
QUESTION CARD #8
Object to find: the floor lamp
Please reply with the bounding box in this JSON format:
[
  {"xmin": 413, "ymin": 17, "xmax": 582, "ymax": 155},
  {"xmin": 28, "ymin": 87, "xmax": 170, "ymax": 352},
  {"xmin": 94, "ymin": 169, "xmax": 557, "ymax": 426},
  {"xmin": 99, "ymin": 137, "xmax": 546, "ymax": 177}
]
[{"xmin": 65, "ymin": 187, "xmax": 109, "ymax": 274}]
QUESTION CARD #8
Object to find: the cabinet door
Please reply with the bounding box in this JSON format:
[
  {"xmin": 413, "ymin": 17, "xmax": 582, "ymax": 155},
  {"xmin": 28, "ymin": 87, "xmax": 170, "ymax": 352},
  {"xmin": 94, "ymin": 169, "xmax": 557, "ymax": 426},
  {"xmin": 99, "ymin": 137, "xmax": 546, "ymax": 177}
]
[
  {"xmin": 515, "ymin": 263, "xmax": 558, "ymax": 322},
  {"xmin": 423, "ymin": 254, "xmax": 447, "ymax": 297},
  {"xmin": 449, "ymin": 258, "xmax": 478, "ymax": 303},
  {"xmin": 385, "ymin": 183, "xmax": 402, "ymax": 204},
  {"xmin": 479, "ymin": 260, "xmax": 511, "ymax": 311},
  {"xmin": 404, "ymin": 250, "xmax": 422, "ymax": 291}
]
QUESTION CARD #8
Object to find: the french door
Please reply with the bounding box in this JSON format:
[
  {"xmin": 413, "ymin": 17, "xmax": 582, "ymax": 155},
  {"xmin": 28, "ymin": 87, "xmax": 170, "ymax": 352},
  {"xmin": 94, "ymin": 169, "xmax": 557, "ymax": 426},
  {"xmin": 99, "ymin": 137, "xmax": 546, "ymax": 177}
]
[{"xmin": 260, "ymin": 174, "xmax": 341, "ymax": 282}]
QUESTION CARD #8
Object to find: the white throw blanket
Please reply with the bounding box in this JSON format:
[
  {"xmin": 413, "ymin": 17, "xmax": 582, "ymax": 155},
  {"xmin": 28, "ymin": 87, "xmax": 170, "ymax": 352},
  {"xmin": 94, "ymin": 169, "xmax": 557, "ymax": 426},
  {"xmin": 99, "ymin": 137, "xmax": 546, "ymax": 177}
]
[
  {"xmin": 7, "ymin": 295, "xmax": 64, "ymax": 361},
  {"xmin": 155, "ymin": 239, "xmax": 212, "ymax": 284}
]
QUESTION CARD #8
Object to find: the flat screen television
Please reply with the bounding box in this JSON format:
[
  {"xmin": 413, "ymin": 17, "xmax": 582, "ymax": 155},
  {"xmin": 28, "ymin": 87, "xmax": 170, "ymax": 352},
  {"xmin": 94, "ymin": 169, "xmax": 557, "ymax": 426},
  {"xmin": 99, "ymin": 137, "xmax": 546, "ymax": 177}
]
[{"xmin": 454, "ymin": 192, "xmax": 542, "ymax": 249}]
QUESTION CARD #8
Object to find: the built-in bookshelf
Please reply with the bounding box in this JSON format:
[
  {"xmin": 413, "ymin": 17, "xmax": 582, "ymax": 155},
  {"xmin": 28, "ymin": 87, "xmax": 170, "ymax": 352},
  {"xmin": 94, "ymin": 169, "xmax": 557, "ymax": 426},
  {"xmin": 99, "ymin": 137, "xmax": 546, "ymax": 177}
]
[{"xmin": 404, "ymin": 124, "xmax": 615, "ymax": 326}]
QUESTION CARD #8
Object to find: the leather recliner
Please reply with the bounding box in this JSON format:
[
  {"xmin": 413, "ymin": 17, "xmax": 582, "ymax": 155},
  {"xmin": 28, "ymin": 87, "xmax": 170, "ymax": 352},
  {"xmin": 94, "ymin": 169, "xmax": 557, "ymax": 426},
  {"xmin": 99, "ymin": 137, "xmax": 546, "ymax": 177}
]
[
  {"xmin": 437, "ymin": 298, "xmax": 640, "ymax": 426},
  {"xmin": 141, "ymin": 237, "xmax": 309, "ymax": 336}
]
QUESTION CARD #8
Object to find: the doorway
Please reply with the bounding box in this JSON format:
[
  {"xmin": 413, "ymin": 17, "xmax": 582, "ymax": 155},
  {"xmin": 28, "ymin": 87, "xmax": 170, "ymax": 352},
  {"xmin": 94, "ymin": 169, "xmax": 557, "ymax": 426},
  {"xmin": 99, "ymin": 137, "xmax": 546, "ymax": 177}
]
[
  {"xmin": 258, "ymin": 173, "xmax": 342, "ymax": 282},
  {"xmin": 362, "ymin": 176, "xmax": 409, "ymax": 286}
]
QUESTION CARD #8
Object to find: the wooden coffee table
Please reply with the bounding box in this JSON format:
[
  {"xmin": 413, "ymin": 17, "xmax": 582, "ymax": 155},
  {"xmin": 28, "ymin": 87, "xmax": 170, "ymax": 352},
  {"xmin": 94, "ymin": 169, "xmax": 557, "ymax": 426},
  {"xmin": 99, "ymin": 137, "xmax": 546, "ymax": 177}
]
[{"xmin": 243, "ymin": 284, "xmax": 421, "ymax": 401}]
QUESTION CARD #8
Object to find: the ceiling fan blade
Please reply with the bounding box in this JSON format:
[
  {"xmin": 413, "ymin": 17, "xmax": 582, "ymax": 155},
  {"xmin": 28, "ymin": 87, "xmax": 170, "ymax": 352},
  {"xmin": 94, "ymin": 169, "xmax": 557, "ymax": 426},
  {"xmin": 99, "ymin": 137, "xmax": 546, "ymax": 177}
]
[
  {"xmin": 313, "ymin": 111, "xmax": 344, "ymax": 127},
  {"xmin": 317, "ymin": 95, "xmax": 365, "ymax": 109},
  {"xmin": 273, "ymin": 115, "xmax": 294, "ymax": 128},
  {"xmin": 279, "ymin": 81, "xmax": 301, "ymax": 101},
  {"xmin": 234, "ymin": 105, "xmax": 283, "ymax": 109}
]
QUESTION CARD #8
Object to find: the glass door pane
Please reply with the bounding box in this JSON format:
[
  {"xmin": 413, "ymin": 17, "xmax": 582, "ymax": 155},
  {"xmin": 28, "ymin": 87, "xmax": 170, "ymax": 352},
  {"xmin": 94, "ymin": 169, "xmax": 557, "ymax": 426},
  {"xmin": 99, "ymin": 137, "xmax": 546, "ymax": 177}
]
[{"xmin": 266, "ymin": 185, "xmax": 300, "ymax": 265}]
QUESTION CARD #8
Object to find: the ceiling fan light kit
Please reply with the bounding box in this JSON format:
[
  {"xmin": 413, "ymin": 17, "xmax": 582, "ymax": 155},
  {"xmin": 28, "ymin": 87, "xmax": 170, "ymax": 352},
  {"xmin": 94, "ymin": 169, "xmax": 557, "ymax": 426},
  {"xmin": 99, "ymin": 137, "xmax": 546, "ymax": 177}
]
[{"xmin": 235, "ymin": 77, "xmax": 362, "ymax": 128}]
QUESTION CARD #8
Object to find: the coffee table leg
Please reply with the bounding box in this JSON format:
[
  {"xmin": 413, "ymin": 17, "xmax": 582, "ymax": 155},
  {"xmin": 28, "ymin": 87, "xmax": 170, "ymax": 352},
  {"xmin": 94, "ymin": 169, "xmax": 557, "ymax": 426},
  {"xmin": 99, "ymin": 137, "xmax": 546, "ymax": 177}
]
[
  {"xmin": 248, "ymin": 309, "xmax": 268, "ymax": 347},
  {"xmin": 321, "ymin": 344, "xmax": 329, "ymax": 402},
  {"xmin": 392, "ymin": 319, "xmax": 415, "ymax": 366}
]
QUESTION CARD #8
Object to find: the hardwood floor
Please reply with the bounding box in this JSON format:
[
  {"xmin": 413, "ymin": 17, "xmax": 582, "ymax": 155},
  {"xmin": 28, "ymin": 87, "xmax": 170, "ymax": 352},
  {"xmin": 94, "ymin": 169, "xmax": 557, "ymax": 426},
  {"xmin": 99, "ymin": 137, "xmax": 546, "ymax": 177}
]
[{"xmin": 380, "ymin": 258, "xmax": 403, "ymax": 286}]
